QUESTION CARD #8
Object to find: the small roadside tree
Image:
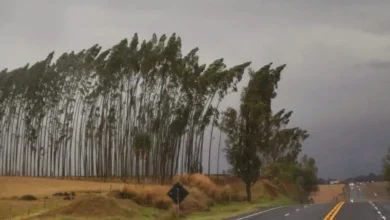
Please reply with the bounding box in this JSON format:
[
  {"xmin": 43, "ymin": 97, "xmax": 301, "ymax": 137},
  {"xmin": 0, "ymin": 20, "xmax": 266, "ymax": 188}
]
[
  {"xmin": 296, "ymin": 155, "xmax": 319, "ymax": 203},
  {"xmin": 382, "ymin": 146, "xmax": 390, "ymax": 193}
]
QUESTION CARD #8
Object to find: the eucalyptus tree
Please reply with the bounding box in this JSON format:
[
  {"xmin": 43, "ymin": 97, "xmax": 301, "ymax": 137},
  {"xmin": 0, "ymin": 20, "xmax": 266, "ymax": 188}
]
[
  {"xmin": 205, "ymin": 61, "xmax": 251, "ymax": 175},
  {"xmin": 133, "ymin": 132, "xmax": 152, "ymax": 183},
  {"xmin": 220, "ymin": 63, "xmax": 291, "ymax": 201},
  {"xmin": 265, "ymin": 109, "xmax": 309, "ymax": 164},
  {"xmin": 382, "ymin": 146, "xmax": 390, "ymax": 193},
  {"xmin": 216, "ymin": 127, "xmax": 223, "ymax": 179},
  {"xmin": 0, "ymin": 32, "xmax": 253, "ymax": 182}
]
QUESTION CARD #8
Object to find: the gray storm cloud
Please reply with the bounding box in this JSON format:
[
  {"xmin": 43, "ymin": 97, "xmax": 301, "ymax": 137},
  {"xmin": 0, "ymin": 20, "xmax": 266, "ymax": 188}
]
[{"xmin": 0, "ymin": 0, "xmax": 389, "ymax": 179}]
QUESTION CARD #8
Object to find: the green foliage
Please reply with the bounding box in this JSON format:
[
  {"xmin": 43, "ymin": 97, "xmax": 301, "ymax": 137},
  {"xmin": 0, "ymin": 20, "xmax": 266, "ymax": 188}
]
[
  {"xmin": 133, "ymin": 132, "xmax": 152, "ymax": 155},
  {"xmin": 383, "ymin": 147, "xmax": 390, "ymax": 181},
  {"xmin": 0, "ymin": 32, "xmax": 251, "ymax": 180},
  {"xmin": 262, "ymin": 155, "xmax": 319, "ymax": 203},
  {"xmin": 220, "ymin": 63, "xmax": 293, "ymax": 201},
  {"xmin": 220, "ymin": 62, "xmax": 313, "ymax": 202},
  {"xmin": 266, "ymin": 110, "xmax": 309, "ymax": 164},
  {"xmin": 382, "ymin": 146, "xmax": 390, "ymax": 193}
]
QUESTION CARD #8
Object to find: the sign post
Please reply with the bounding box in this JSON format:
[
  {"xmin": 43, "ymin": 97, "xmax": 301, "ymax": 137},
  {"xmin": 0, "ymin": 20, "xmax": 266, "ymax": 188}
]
[{"xmin": 167, "ymin": 182, "xmax": 189, "ymax": 219}]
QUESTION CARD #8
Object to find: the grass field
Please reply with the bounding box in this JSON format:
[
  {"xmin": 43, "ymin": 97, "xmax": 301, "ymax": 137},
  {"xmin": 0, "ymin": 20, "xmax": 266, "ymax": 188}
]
[
  {"xmin": 311, "ymin": 184, "xmax": 345, "ymax": 203},
  {"xmin": 0, "ymin": 175, "xmax": 342, "ymax": 219},
  {"xmin": 0, "ymin": 177, "xmax": 125, "ymax": 198},
  {"xmin": 363, "ymin": 181, "xmax": 390, "ymax": 201}
]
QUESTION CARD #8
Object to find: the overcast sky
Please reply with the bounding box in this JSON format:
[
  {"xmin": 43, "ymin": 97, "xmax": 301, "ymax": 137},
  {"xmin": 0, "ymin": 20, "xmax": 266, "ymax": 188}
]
[{"xmin": 1, "ymin": 0, "xmax": 389, "ymax": 179}]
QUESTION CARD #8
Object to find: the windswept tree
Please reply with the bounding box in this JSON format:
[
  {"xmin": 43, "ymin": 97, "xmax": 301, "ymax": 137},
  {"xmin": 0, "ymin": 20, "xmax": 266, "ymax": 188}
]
[
  {"xmin": 133, "ymin": 132, "xmax": 152, "ymax": 183},
  {"xmin": 296, "ymin": 154, "xmax": 319, "ymax": 203},
  {"xmin": 262, "ymin": 154, "xmax": 319, "ymax": 203},
  {"xmin": 382, "ymin": 146, "xmax": 390, "ymax": 193},
  {"xmin": 0, "ymin": 33, "xmax": 251, "ymax": 183},
  {"xmin": 266, "ymin": 109, "xmax": 309, "ymax": 164},
  {"xmin": 220, "ymin": 63, "xmax": 286, "ymax": 201}
]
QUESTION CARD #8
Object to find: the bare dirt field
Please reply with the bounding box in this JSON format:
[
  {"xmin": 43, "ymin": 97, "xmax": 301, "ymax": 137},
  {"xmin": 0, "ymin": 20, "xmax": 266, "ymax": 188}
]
[
  {"xmin": 311, "ymin": 184, "xmax": 345, "ymax": 204},
  {"xmin": 364, "ymin": 181, "xmax": 390, "ymax": 201}
]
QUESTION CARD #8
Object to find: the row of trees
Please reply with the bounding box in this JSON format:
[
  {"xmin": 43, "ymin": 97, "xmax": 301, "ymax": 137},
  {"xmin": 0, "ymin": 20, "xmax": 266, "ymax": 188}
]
[
  {"xmin": 219, "ymin": 63, "xmax": 318, "ymax": 201},
  {"xmin": 0, "ymin": 33, "xmax": 251, "ymax": 183},
  {"xmin": 0, "ymin": 32, "xmax": 318, "ymax": 202}
]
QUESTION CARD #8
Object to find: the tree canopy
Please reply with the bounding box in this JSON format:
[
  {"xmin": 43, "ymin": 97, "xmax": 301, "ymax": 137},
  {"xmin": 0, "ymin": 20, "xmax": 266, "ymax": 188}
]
[
  {"xmin": 220, "ymin": 64, "xmax": 314, "ymax": 201},
  {"xmin": 382, "ymin": 146, "xmax": 390, "ymax": 192},
  {"xmin": 0, "ymin": 33, "xmax": 251, "ymax": 184},
  {"xmin": 0, "ymin": 32, "xmax": 319, "ymax": 203}
]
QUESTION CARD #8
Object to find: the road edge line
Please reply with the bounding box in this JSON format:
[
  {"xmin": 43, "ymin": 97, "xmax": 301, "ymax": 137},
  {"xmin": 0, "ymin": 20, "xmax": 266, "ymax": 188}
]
[{"xmin": 235, "ymin": 206, "xmax": 286, "ymax": 220}]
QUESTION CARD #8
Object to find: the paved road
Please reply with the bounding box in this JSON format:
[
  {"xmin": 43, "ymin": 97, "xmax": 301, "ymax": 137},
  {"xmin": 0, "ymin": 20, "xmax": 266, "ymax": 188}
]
[
  {"xmin": 228, "ymin": 183, "xmax": 390, "ymax": 220},
  {"xmin": 226, "ymin": 203, "xmax": 336, "ymax": 220}
]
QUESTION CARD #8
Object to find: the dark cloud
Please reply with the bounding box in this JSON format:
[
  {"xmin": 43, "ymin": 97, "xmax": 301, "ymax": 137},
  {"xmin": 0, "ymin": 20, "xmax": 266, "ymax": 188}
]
[
  {"xmin": 303, "ymin": 116, "xmax": 390, "ymax": 179},
  {"xmin": 368, "ymin": 60, "xmax": 390, "ymax": 69},
  {"xmin": 0, "ymin": 0, "xmax": 389, "ymax": 179}
]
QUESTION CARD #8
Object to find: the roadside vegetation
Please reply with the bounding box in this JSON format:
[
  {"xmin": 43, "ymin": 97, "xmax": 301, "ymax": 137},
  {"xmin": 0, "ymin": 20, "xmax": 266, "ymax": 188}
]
[
  {"xmin": 0, "ymin": 33, "xmax": 319, "ymax": 219},
  {"xmin": 382, "ymin": 146, "xmax": 390, "ymax": 193},
  {"xmin": 0, "ymin": 175, "xmax": 297, "ymax": 219}
]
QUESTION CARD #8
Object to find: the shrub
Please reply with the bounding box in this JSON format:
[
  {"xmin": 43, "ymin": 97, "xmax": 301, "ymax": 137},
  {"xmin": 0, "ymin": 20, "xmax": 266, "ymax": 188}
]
[
  {"xmin": 183, "ymin": 173, "xmax": 240, "ymax": 204},
  {"xmin": 122, "ymin": 185, "xmax": 140, "ymax": 200},
  {"xmin": 53, "ymin": 192, "xmax": 64, "ymax": 196},
  {"xmin": 122, "ymin": 185, "xmax": 171, "ymax": 208},
  {"xmin": 20, "ymin": 195, "xmax": 37, "ymax": 201},
  {"xmin": 164, "ymin": 187, "xmax": 208, "ymax": 214},
  {"xmin": 152, "ymin": 195, "xmax": 173, "ymax": 210},
  {"xmin": 172, "ymin": 173, "xmax": 190, "ymax": 185},
  {"xmin": 262, "ymin": 179, "xmax": 279, "ymax": 198},
  {"xmin": 107, "ymin": 190, "xmax": 123, "ymax": 199},
  {"xmin": 122, "ymin": 173, "xmax": 242, "ymax": 218}
]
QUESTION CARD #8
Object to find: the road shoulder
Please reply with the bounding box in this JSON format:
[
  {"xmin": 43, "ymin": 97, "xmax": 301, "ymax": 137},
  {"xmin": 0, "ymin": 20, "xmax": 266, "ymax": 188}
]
[{"xmin": 223, "ymin": 206, "xmax": 285, "ymax": 220}]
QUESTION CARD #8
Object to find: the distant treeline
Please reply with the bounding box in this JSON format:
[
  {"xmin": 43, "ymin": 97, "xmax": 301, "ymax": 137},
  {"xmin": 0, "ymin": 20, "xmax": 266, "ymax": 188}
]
[
  {"xmin": 317, "ymin": 173, "xmax": 384, "ymax": 184},
  {"xmin": 342, "ymin": 172, "xmax": 383, "ymax": 183}
]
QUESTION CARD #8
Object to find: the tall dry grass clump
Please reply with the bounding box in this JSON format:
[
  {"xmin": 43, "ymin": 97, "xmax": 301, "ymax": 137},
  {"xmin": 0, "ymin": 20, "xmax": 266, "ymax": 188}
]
[
  {"xmin": 172, "ymin": 173, "xmax": 191, "ymax": 185},
  {"xmin": 192, "ymin": 173, "xmax": 244, "ymax": 203},
  {"xmin": 261, "ymin": 179, "xmax": 279, "ymax": 198},
  {"xmin": 122, "ymin": 173, "xmax": 244, "ymax": 219},
  {"xmin": 122, "ymin": 185, "xmax": 173, "ymax": 209}
]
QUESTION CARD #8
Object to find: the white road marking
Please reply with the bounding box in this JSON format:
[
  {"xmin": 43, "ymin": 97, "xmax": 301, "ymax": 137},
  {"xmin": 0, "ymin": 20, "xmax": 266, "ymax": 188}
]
[
  {"xmin": 296, "ymin": 209, "xmax": 300, "ymax": 212},
  {"xmin": 304, "ymin": 205, "xmax": 307, "ymax": 208},
  {"xmin": 369, "ymin": 202, "xmax": 386, "ymax": 220},
  {"xmin": 284, "ymin": 213, "xmax": 290, "ymax": 217},
  {"xmin": 235, "ymin": 206, "xmax": 285, "ymax": 220}
]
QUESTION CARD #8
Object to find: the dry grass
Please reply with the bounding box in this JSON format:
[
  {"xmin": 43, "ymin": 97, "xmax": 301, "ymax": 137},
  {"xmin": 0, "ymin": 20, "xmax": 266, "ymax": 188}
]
[
  {"xmin": 311, "ymin": 184, "xmax": 344, "ymax": 204},
  {"xmin": 0, "ymin": 174, "xmax": 293, "ymax": 220},
  {"xmin": 29, "ymin": 195, "xmax": 135, "ymax": 219},
  {"xmin": 0, "ymin": 196, "xmax": 71, "ymax": 220},
  {"xmin": 364, "ymin": 181, "xmax": 390, "ymax": 201},
  {"xmin": 120, "ymin": 173, "xmax": 248, "ymax": 218},
  {"xmin": 0, "ymin": 177, "xmax": 124, "ymax": 198}
]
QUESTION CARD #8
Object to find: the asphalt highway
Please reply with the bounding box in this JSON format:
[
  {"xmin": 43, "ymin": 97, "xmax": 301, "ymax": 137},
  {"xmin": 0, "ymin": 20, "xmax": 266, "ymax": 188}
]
[{"xmin": 228, "ymin": 183, "xmax": 390, "ymax": 220}]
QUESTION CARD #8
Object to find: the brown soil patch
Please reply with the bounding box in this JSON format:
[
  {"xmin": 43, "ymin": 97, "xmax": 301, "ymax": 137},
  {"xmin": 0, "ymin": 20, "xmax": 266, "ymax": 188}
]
[
  {"xmin": 0, "ymin": 177, "xmax": 125, "ymax": 198},
  {"xmin": 311, "ymin": 184, "xmax": 344, "ymax": 204}
]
